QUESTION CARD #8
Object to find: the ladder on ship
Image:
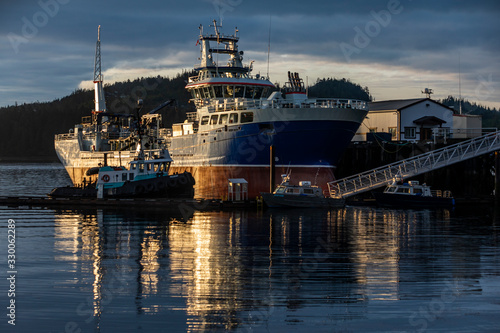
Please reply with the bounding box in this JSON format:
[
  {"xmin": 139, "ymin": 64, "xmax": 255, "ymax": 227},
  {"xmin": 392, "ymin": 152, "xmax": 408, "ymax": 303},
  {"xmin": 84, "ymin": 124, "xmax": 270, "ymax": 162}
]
[{"xmin": 328, "ymin": 131, "xmax": 500, "ymax": 199}]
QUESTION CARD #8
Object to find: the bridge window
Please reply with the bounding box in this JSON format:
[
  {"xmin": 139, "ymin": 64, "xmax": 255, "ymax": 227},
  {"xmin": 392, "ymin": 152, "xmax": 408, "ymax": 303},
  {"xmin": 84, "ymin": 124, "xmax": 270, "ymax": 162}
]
[
  {"xmin": 214, "ymin": 85, "xmax": 223, "ymax": 98},
  {"xmin": 253, "ymin": 87, "xmax": 263, "ymax": 99},
  {"xmin": 193, "ymin": 88, "xmax": 202, "ymax": 99},
  {"xmin": 210, "ymin": 115, "xmax": 218, "ymax": 125},
  {"xmin": 234, "ymin": 86, "xmax": 244, "ymax": 98},
  {"xmin": 202, "ymin": 86, "xmax": 213, "ymax": 99},
  {"xmin": 219, "ymin": 113, "xmax": 228, "ymax": 125},
  {"xmin": 262, "ymin": 88, "xmax": 270, "ymax": 98},
  {"xmin": 245, "ymin": 86, "xmax": 255, "ymax": 99},
  {"xmin": 241, "ymin": 112, "xmax": 253, "ymax": 123},
  {"xmin": 229, "ymin": 113, "xmax": 238, "ymax": 124},
  {"xmin": 225, "ymin": 85, "xmax": 234, "ymax": 98},
  {"xmin": 201, "ymin": 116, "xmax": 209, "ymax": 125}
]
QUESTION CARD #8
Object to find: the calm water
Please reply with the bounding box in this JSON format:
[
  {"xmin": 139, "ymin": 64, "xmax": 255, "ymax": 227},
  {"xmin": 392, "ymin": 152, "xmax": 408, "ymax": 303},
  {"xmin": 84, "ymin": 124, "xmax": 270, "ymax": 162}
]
[{"xmin": 0, "ymin": 164, "xmax": 499, "ymax": 332}]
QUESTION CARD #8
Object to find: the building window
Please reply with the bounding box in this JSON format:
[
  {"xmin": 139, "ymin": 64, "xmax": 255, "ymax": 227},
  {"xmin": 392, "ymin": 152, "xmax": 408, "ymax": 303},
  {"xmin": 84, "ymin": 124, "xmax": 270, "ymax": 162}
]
[
  {"xmin": 404, "ymin": 127, "xmax": 416, "ymax": 139},
  {"xmin": 388, "ymin": 127, "xmax": 397, "ymax": 139}
]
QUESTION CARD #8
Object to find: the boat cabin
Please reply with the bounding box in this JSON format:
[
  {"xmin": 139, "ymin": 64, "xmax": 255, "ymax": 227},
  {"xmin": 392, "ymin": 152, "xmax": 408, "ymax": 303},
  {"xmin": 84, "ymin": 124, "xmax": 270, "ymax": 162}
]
[
  {"xmin": 274, "ymin": 179, "xmax": 323, "ymax": 197},
  {"xmin": 97, "ymin": 153, "xmax": 172, "ymax": 188},
  {"xmin": 384, "ymin": 180, "xmax": 452, "ymax": 198}
]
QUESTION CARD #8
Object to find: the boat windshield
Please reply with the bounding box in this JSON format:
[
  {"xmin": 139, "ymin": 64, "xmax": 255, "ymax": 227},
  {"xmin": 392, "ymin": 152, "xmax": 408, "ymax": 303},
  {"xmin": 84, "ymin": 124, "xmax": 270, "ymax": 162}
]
[
  {"xmin": 275, "ymin": 186, "xmax": 286, "ymax": 194},
  {"xmin": 385, "ymin": 186, "xmax": 397, "ymax": 193}
]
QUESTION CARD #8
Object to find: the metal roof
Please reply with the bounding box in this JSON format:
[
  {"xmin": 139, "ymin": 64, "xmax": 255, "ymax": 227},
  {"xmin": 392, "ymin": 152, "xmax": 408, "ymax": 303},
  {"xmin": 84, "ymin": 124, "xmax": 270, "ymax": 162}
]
[
  {"xmin": 368, "ymin": 98, "xmax": 427, "ymax": 111},
  {"xmin": 413, "ymin": 115, "xmax": 447, "ymax": 125},
  {"xmin": 228, "ymin": 178, "xmax": 248, "ymax": 184}
]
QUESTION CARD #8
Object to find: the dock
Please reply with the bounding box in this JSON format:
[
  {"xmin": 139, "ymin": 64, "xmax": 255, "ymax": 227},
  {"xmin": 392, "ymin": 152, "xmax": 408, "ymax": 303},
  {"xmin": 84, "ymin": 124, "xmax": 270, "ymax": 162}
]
[
  {"xmin": 0, "ymin": 196, "xmax": 261, "ymax": 211},
  {"xmin": 1, "ymin": 195, "xmax": 493, "ymax": 211},
  {"xmin": 330, "ymin": 131, "xmax": 500, "ymax": 199}
]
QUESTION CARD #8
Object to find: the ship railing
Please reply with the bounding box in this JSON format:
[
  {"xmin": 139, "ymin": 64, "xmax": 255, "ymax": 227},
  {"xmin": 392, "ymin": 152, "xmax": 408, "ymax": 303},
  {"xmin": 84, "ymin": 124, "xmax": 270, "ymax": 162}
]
[
  {"xmin": 312, "ymin": 98, "xmax": 368, "ymax": 110},
  {"xmin": 188, "ymin": 75, "xmax": 199, "ymax": 83},
  {"xmin": 83, "ymin": 133, "xmax": 97, "ymax": 140},
  {"xmin": 186, "ymin": 112, "xmax": 199, "ymax": 121},
  {"xmin": 55, "ymin": 133, "xmax": 76, "ymax": 141},
  {"xmin": 201, "ymin": 97, "xmax": 368, "ymax": 112},
  {"xmin": 159, "ymin": 128, "xmax": 172, "ymax": 137}
]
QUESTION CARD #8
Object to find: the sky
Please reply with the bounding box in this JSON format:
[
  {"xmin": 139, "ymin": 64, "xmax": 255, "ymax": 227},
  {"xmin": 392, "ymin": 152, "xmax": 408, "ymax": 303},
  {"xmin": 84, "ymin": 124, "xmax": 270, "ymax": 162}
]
[{"xmin": 1, "ymin": 0, "xmax": 499, "ymax": 109}]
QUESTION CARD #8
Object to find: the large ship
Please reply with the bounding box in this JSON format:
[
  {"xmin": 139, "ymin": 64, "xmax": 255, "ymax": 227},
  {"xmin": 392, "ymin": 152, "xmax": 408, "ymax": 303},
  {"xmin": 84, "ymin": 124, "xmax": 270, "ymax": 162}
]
[{"xmin": 55, "ymin": 22, "xmax": 368, "ymax": 199}]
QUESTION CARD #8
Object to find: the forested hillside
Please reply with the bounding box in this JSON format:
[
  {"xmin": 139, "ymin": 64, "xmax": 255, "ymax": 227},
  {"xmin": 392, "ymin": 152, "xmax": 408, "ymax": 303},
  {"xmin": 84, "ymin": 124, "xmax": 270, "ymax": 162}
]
[
  {"xmin": 0, "ymin": 73, "xmax": 193, "ymax": 161},
  {"xmin": 440, "ymin": 96, "xmax": 500, "ymax": 128},
  {"xmin": 307, "ymin": 78, "xmax": 372, "ymax": 101}
]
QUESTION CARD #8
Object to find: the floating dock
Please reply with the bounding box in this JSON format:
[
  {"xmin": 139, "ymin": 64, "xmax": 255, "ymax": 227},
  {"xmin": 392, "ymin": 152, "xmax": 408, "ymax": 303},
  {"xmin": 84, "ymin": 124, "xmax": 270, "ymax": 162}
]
[
  {"xmin": 0, "ymin": 196, "xmax": 262, "ymax": 211},
  {"xmin": 0, "ymin": 195, "xmax": 493, "ymax": 210}
]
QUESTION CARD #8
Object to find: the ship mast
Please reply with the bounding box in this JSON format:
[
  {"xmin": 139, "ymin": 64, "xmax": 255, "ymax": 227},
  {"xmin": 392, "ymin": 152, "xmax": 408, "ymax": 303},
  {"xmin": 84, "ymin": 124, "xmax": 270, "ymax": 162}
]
[{"xmin": 93, "ymin": 25, "xmax": 106, "ymax": 113}]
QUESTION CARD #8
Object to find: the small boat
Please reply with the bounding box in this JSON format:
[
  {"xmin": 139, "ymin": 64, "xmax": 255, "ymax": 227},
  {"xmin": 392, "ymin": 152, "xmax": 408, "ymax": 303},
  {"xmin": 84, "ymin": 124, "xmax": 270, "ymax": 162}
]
[
  {"xmin": 373, "ymin": 177, "xmax": 455, "ymax": 208},
  {"xmin": 261, "ymin": 174, "xmax": 345, "ymax": 208},
  {"xmin": 49, "ymin": 149, "xmax": 195, "ymax": 199}
]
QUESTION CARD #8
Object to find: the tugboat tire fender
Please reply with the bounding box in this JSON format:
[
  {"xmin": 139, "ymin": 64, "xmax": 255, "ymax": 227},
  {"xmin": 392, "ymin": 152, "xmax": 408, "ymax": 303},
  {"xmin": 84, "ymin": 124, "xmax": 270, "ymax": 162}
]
[
  {"xmin": 178, "ymin": 174, "xmax": 188, "ymax": 185},
  {"xmin": 157, "ymin": 181, "xmax": 166, "ymax": 190},
  {"xmin": 146, "ymin": 183, "xmax": 155, "ymax": 192},
  {"xmin": 167, "ymin": 177, "xmax": 178, "ymax": 187},
  {"xmin": 188, "ymin": 173, "xmax": 196, "ymax": 185},
  {"xmin": 135, "ymin": 185, "xmax": 145, "ymax": 194}
]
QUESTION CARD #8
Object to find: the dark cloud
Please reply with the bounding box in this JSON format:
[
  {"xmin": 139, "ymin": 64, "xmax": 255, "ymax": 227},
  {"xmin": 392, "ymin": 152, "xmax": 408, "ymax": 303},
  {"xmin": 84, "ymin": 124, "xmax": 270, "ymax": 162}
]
[{"xmin": 0, "ymin": 0, "xmax": 499, "ymax": 107}]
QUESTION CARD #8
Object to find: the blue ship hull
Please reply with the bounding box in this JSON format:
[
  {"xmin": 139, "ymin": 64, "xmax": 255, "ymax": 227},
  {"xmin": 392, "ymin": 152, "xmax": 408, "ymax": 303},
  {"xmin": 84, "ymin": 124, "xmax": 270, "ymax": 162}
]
[
  {"xmin": 170, "ymin": 119, "xmax": 360, "ymax": 167},
  {"xmin": 168, "ymin": 119, "xmax": 362, "ymax": 198}
]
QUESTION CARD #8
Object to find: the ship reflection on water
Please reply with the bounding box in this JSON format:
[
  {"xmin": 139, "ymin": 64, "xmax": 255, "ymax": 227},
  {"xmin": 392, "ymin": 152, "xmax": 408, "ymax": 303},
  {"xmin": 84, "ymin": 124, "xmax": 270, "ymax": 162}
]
[{"xmin": 46, "ymin": 206, "xmax": 497, "ymax": 332}]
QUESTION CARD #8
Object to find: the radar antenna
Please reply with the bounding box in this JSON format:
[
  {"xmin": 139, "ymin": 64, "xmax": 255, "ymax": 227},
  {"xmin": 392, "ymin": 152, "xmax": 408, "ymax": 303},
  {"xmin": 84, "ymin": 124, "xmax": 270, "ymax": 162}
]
[{"xmin": 421, "ymin": 88, "xmax": 433, "ymax": 99}]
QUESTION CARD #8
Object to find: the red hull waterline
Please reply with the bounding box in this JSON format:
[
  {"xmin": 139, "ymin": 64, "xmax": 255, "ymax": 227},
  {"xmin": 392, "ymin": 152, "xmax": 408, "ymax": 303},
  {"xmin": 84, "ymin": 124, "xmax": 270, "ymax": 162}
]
[{"xmin": 170, "ymin": 166, "xmax": 335, "ymax": 199}]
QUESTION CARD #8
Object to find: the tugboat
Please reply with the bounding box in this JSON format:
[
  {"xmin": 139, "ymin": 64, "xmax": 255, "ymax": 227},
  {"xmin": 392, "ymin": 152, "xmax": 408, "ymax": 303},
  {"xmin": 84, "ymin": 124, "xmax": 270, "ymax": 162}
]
[
  {"xmin": 49, "ymin": 149, "xmax": 195, "ymax": 198},
  {"xmin": 373, "ymin": 176, "xmax": 455, "ymax": 208},
  {"xmin": 261, "ymin": 174, "xmax": 345, "ymax": 208}
]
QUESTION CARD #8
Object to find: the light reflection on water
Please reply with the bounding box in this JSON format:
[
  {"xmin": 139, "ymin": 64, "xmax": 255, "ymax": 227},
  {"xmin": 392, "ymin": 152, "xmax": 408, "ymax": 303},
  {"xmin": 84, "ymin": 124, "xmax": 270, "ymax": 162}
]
[{"xmin": 1, "ymin": 205, "xmax": 499, "ymax": 332}]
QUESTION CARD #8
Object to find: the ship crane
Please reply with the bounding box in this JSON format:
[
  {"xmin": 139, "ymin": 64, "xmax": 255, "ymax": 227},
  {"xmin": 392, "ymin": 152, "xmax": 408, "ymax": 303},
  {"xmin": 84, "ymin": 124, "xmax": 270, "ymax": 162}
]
[{"xmin": 93, "ymin": 25, "xmax": 107, "ymax": 113}]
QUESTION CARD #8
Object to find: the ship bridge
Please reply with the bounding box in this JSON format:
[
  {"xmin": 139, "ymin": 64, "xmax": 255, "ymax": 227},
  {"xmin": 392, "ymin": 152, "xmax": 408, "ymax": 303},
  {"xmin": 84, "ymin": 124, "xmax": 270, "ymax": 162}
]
[{"xmin": 328, "ymin": 131, "xmax": 500, "ymax": 199}]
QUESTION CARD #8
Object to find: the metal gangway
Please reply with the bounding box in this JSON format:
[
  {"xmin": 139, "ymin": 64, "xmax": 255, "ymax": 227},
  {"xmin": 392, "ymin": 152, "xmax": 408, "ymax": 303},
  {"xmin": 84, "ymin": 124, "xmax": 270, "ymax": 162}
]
[{"xmin": 328, "ymin": 131, "xmax": 500, "ymax": 199}]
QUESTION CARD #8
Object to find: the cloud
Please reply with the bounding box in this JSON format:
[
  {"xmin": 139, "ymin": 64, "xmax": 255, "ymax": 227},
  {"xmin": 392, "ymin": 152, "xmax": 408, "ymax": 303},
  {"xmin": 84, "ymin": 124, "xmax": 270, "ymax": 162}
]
[{"xmin": 0, "ymin": 0, "xmax": 499, "ymax": 109}]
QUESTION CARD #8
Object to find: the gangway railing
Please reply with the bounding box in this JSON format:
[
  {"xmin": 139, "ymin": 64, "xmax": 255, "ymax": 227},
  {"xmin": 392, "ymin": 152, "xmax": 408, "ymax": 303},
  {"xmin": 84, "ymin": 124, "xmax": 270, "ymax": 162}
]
[{"xmin": 328, "ymin": 131, "xmax": 500, "ymax": 199}]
